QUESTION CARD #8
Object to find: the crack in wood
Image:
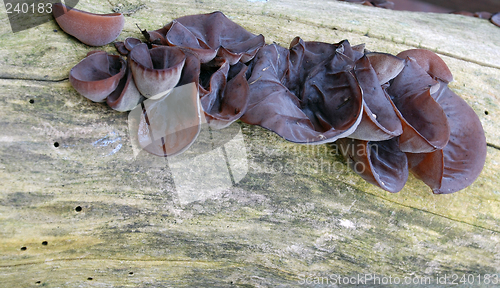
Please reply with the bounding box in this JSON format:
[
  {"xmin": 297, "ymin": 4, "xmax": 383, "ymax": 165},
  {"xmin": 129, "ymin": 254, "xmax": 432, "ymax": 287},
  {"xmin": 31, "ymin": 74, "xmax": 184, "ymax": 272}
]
[
  {"xmin": 363, "ymin": 189, "xmax": 500, "ymax": 234},
  {"xmin": 0, "ymin": 76, "xmax": 69, "ymax": 82},
  {"xmin": 487, "ymin": 143, "xmax": 500, "ymax": 150},
  {"xmin": 0, "ymin": 258, "xmax": 230, "ymax": 268}
]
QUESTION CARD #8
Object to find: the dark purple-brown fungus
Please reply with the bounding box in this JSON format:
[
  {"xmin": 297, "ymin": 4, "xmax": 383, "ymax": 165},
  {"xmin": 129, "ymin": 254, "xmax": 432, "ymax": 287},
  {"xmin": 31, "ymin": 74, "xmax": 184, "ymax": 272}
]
[
  {"xmin": 143, "ymin": 11, "xmax": 263, "ymax": 128},
  {"xmin": 491, "ymin": 13, "xmax": 500, "ymax": 27},
  {"xmin": 348, "ymin": 55, "xmax": 403, "ymax": 141},
  {"xmin": 340, "ymin": 51, "xmax": 485, "ymax": 193},
  {"xmin": 53, "ymin": 3, "xmax": 124, "ymax": 46},
  {"xmin": 106, "ymin": 60, "xmax": 144, "ymax": 112},
  {"xmin": 407, "ymin": 82, "xmax": 487, "ymax": 194},
  {"xmin": 114, "ymin": 37, "xmax": 143, "ymax": 56},
  {"xmin": 154, "ymin": 11, "xmax": 265, "ymax": 64},
  {"xmin": 199, "ymin": 61, "xmax": 250, "ymax": 129},
  {"xmin": 62, "ymin": 11, "xmax": 487, "ymax": 194},
  {"xmin": 386, "ymin": 57, "xmax": 450, "ymax": 153},
  {"xmin": 129, "ymin": 43, "xmax": 186, "ymax": 98},
  {"xmin": 474, "ymin": 12, "xmax": 493, "ymax": 19},
  {"xmin": 365, "ymin": 52, "xmax": 405, "ymax": 85},
  {"xmin": 396, "ymin": 49, "xmax": 453, "ymax": 83},
  {"xmin": 69, "ymin": 51, "xmax": 126, "ymax": 102},
  {"xmin": 241, "ymin": 38, "xmax": 363, "ymax": 144},
  {"xmin": 337, "ymin": 137, "xmax": 408, "ymax": 193}
]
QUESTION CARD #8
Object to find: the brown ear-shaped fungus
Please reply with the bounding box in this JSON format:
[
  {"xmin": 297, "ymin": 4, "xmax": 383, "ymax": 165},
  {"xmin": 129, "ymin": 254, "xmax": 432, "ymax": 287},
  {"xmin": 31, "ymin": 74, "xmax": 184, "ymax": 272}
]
[
  {"xmin": 351, "ymin": 43, "xmax": 366, "ymax": 54},
  {"xmin": 241, "ymin": 39, "xmax": 363, "ymax": 144},
  {"xmin": 348, "ymin": 56, "xmax": 403, "ymax": 141},
  {"xmin": 157, "ymin": 11, "xmax": 265, "ymax": 64},
  {"xmin": 174, "ymin": 50, "xmax": 248, "ymax": 129},
  {"xmin": 390, "ymin": 89, "xmax": 450, "ymax": 153},
  {"xmin": 176, "ymin": 51, "xmax": 201, "ymax": 87},
  {"xmin": 491, "ymin": 13, "xmax": 500, "ymax": 27},
  {"xmin": 337, "ymin": 137, "xmax": 408, "ymax": 193},
  {"xmin": 146, "ymin": 31, "xmax": 165, "ymax": 45},
  {"xmin": 69, "ymin": 51, "xmax": 126, "ymax": 102},
  {"xmin": 63, "ymin": 10, "xmax": 487, "ymax": 194},
  {"xmin": 396, "ymin": 49, "xmax": 453, "ymax": 83},
  {"xmin": 387, "ymin": 57, "xmax": 450, "ymax": 153},
  {"xmin": 106, "ymin": 60, "xmax": 144, "ymax": 112},
  {"xmin": 137, "ymin": 83, "xmax": 202, "ymax": 157},
  {"xmin": 124, "ymin": 37, "xmax": 142, "ymax": 51},
  {"xmin": 365, "ymin": 52, "xmax": 405, "ymax": 84},
  {"xmin": 52, "ymin": 3, "xmax": 124, "ymax": 46},
  {"xmin": 114, "ymin": 42, "xmax": 129, "ymax": 56},
  {"xmin": 129, "ymin": 43, "xmax": 186, "ymax": 98},
  {"xmin": 371, "ymin": 0, "xmax": 395, "ymax": 9},
  {"xmin": 114, "ymin": 38, "xmax": 143, "ymax": 56},
  {"xmin": 474, "ymin": 12, "xmax": 493, "ymax": 19},
  {"xmin": 168, "ymin": 48, "xmax": 248, "ymax": 129},
  {"xmin": 407, "ymin": 82, "xmax": 487, "ymax": 194},
  {"xmin": 298, "ymin": 39, "xmax": 364, "ymax": 140},
  {"xmin": 200, "ymin": 61, "xmax": 250, "ymax": 129},
  {"xmin": 156, "ymin": 21, "xmax": 216, "ymax": 63},
  {"xmin": 387, "ymin": 56, "xmax": 438, "ymax": 97},
  {"xmin": 242, "ymin": 45, "xmax": 321, "ymax": 142}
]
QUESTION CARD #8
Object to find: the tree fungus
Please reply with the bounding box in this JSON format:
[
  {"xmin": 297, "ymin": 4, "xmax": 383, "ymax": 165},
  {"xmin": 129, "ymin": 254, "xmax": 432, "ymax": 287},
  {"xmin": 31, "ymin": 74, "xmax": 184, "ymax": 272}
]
[{"xmin": 54, "ymin": 10, "xmax": 487, "ymax": 194}]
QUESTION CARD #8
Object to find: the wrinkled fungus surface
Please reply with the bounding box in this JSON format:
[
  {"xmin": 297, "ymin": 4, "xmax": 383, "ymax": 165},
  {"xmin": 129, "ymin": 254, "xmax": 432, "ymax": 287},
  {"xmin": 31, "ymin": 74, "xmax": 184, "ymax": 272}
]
[
  {"xmin": 62, "ymin": 11, "xmax": 487, "ymax": 194},
  {"xmin": 155, "ymin": 11, "xmax": 265, "ymax": 64}
]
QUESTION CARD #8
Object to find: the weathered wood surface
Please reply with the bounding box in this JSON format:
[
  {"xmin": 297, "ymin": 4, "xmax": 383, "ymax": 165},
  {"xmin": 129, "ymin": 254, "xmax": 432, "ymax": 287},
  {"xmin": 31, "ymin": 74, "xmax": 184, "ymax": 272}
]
[{"xmin": 0, "ymin": 0, "xmax": 499, "ymax": 287}]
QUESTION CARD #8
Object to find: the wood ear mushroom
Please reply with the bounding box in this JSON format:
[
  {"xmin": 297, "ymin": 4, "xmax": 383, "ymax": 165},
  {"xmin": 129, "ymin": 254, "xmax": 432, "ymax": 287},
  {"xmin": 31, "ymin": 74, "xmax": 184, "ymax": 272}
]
[
  {"xmin": 62, "ymin": 11, "xmax": 487, "ymax": 194},
  {"xmin": 53, "ymin": 3, "xmax": 124, "ymax": 46}
]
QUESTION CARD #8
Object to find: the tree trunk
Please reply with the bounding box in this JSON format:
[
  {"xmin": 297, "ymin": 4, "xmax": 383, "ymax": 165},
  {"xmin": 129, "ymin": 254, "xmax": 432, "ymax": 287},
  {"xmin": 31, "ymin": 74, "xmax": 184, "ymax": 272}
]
[{"xmin": 1, "ymin": 0, "xmax": 499, "ymax": 286}]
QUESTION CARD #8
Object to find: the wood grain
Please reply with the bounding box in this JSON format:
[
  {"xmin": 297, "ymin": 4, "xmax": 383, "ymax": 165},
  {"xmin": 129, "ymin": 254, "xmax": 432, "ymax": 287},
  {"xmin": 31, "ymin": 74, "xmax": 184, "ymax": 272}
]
[{"xmin": 0, "ymin": 0, "xmax": 499, "ymax": 286}]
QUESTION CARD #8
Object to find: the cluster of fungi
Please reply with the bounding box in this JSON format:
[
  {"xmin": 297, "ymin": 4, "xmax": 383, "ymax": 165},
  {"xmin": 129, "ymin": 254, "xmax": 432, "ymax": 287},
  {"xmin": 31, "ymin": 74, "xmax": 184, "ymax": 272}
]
[{"xmin": 53, "ymin": 3, "xmax": 487, "ymax": 194}]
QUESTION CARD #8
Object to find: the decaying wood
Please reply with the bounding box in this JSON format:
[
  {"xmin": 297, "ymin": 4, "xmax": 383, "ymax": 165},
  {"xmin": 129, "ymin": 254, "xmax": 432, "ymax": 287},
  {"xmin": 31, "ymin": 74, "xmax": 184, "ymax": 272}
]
[{"xmin": 0, "ymin": 0, "xmax": 499, "ymax": 286}]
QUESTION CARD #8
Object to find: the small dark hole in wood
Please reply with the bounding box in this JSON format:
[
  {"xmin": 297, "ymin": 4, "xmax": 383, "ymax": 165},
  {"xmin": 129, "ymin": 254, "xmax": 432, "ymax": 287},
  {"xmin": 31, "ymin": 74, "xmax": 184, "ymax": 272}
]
[
  {"xmin": 54, "ymin": 142, "xmax": 59, "ymax": 148},
  {"xmin": 87, "ymin": 277, "xmax": 93, "ymax": 281},
  {"xmin": 485, "ymin": 110, "xmax": 489, "ymax": 115},
  {"xmin": 29, "ymin": 99, "xmax": 34, "ymax": 104},
  {"xmin": 20, "ymin": 246, "xmax": 27, "ymax": 251},
  {"xmin": 35, "ymin": 281, "xmax": 41, "ymax": 284},
  {"xmin": 129, "ymin": 272, "xmax": 134, "ymax": 275},
  {"xmin": 75, "ymin": 206, "xmax": 82, "ymax": 212},
  {"xmin": 42, "ymin": 241, "xmax": 48, "ymax": 246}
]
